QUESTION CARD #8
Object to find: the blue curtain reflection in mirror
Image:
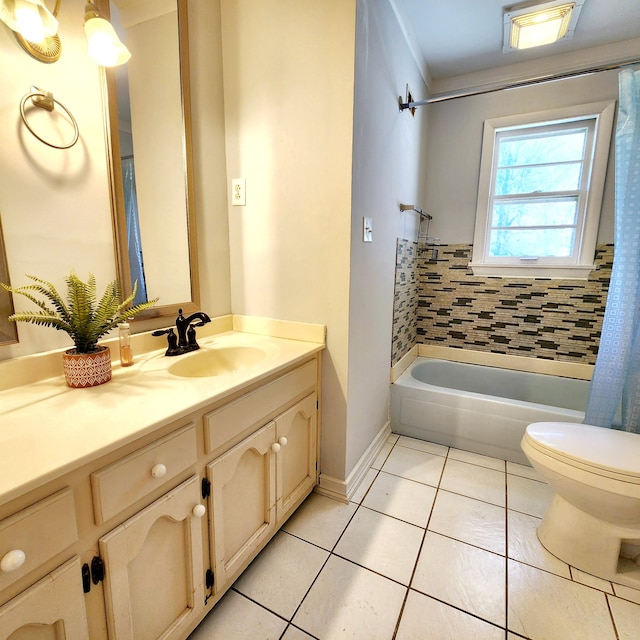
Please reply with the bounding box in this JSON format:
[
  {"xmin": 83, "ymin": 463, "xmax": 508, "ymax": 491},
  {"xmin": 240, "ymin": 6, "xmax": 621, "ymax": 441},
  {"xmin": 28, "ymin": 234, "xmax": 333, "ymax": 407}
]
[{"xmin": 121, "ymin": 156, "xmax": 147, "ymax": 305}]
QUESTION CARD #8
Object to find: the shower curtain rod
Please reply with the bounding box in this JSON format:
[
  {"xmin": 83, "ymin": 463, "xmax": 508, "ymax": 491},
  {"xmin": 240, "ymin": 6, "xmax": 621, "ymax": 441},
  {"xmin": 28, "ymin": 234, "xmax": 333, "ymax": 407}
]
[{"xmin": 399, "ymin": 57, "xmax": 640, "ymax": 109}]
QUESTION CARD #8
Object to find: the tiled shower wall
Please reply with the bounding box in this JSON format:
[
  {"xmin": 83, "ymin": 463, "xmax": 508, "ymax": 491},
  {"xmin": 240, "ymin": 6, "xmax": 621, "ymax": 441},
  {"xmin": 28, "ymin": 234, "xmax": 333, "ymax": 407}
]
[{"xmin": 391, "ymin": 240, "xmax": 613, "ymax": 367}]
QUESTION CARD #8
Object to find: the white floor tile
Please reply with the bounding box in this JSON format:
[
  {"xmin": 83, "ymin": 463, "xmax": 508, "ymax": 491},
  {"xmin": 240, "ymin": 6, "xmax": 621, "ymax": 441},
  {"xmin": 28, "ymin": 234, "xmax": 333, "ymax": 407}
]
[
  {"xmin": 507, "ymin": 510, "xmax": 571, "ymax": 578},
  {"xmin": 396, "ymin": 590, "xmax": 504, "ymax": 640},
  {"xmin": 571, "ymin": 566, "xmax": 614, "ymax": 593},
  {"xmin": 283, "ymin": 493, "xmax": 357, "ymax": 550},
  {"xmin": 428, "ymin": 490, "xmax": 506, "ymax": 555},
  {"xmin": 507, "ymin": 474, "xmax": 553, "ymax": 518},
  {"xmin": 292, "ymin": 555, "xmax": 406, "ymax": 639},
  {"xmin": 349, "ymin": 467, "xmax": 378, "ymax": 504},
  {"xmin": 387, "ymin": 433, "xmax": 400, "ymax": 444},
  {"xmin": 508, "ymin": 559, "xmax": 617, "ymax": 639},
  {"xmin": 448, "ymin": 448, "xmax": 505, "ymax": 471},
  {"xmin": 362, "ymin": 471, "xmax": 437, "ymax": 527},
  {"xmin": 381, "ymin": 445, "xmax": 446, "ymax": 486},
  {"xmin": 334, "ymin": 506, "xmax": 423, "ymax": 585},
  {"xmin": 396, "ymin": 435, "xmax": 449, "ymax": 456},
  {"xmin": 281, "ymin": 625, "xmax": 317, "ymax": 640},
  {"xmin": 412, "ymin": 531, "xmax": 506, "ymax": 626},
  {"xmin": 612, "ymin": 582, "xmax": 640, "ymax": 605},
  {"xmin": 233, "ymin": 532, "xmax": 328, "ymax": 619},
  {"xmin": 188, "ymin": 590, "xmax": 286, "ymax": 640},
  {"xmin": 440, "ymin": 458, "xmax": 506, "ymax": 507},
  {"xmin": 371, "ymin": 442, "xmax": 393, "ymax": 469},
  {"xmin": 607, "ymin": 595, "xmax": 640, "ymax": 640},
  {"xmin": 507, "ymin": 460, "xmax": 542, "ymax": 481}
]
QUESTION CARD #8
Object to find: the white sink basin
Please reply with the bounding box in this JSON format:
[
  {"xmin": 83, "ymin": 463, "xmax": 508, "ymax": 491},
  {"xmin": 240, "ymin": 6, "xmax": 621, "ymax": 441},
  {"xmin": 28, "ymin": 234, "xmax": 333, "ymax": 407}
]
[{"xmin": 168, "ymin": 346, "xmax": 267, "ymax": 378}]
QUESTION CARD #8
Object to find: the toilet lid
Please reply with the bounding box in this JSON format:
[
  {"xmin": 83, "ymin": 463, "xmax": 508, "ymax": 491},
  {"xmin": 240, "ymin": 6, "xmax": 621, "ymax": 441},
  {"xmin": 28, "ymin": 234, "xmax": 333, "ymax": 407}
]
[{"xmin": 525, "ymin": 422, "xmax": 640, "ymax": 482}]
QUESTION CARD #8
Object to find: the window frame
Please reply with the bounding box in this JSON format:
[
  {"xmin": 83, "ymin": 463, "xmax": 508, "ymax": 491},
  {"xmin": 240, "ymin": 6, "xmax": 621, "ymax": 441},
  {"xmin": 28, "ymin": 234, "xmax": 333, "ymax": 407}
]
[{"xmin": 470, "ymin": 100, "xmax": 616, "ymax": 279}]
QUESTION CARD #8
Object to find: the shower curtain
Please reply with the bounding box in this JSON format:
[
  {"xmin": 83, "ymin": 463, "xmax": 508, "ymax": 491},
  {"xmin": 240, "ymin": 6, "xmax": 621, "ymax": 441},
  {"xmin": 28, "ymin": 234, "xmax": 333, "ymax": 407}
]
[
  {"xmin": 122, "ymin": 157, "xmax": 148, "ymax": 306},
  {"xmin": 585, "ymin": 68, "xmax": 640, "ymax": 433}
]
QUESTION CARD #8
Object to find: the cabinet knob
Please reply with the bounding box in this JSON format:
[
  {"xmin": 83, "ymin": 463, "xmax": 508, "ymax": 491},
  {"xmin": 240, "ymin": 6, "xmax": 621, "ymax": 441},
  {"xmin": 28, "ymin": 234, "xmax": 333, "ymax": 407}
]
[
  {"xmin": 1, "ymin": 549, "xmax": 26, "ymax": 573},
  {"xmin": 192, "ymin": 504, "xmax": 206, "ymax": 518},
  {"xmin": 151, "ymin": 463, "xmax": 167, "ymax": 478},
  {"xmin": 271, "ymin": 442, "xmax": 281, "ymax": 453},
  {"xmin": 279, "ymin": 437, "xmax": 288, "ymax": 447}
]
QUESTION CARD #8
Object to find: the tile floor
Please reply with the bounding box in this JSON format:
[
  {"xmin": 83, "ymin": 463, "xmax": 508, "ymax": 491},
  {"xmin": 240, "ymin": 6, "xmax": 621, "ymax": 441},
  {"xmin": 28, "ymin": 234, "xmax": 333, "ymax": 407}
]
[{"xmin": 189, "ymin": 434, "xmax": 640, "ymax": 640}]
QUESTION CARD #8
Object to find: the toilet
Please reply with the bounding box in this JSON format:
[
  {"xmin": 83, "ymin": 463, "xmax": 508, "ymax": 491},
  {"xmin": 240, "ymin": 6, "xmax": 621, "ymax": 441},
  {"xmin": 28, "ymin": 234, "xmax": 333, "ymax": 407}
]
[{"xmin": 521, "ymin": 421, "xmax": 640, "ymax": 588}]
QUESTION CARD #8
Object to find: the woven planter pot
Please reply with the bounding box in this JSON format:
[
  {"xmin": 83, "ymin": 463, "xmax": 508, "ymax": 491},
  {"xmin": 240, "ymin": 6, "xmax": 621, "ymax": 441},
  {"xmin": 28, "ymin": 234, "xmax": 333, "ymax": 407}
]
[{"xmin": 62, "ymin": 345, "xmax": 112, "ymax": 388}]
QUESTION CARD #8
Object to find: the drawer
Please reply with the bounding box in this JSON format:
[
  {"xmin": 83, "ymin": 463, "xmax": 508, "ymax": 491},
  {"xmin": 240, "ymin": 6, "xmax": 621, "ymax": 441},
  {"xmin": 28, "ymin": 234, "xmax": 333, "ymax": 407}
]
[
  {"xmin": 204, "ymin": 359, "xmax": 317, "ymax": 457},
  {"xmin": 91, "ymin": 423, "xmax": 197, "ymax": 524},
  {"xmin": 0, "ymin": 489, "xmax": 77, "ymax": 592}
]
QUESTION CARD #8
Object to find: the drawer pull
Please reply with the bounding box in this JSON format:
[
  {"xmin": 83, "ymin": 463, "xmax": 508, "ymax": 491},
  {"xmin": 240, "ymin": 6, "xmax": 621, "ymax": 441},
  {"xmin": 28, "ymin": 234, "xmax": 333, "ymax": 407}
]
[
  {"xmin": 192, "ymin": 504, "xmax": 206, "ymax": 518},
  {"xmin": 271, "ymin": 442, "xmax": 281, "ymax": 453},
  {"xmin": 1, "ymin": 549, "xmax": 26, "ymax": 573},
  {"xmin": 151, "ymin": 463, "xmax": 168, "ymax": 478},
  {"xmin": 279, "ymin": 437, "xmax": 288, "ymax": 447}
]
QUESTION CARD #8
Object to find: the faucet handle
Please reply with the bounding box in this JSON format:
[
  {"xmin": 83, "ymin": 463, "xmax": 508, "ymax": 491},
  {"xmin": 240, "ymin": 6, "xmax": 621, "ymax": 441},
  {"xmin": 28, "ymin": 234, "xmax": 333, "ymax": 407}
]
[{"xmin": 152, "ymin": 328, "xmax": 181, "ymax": 356}]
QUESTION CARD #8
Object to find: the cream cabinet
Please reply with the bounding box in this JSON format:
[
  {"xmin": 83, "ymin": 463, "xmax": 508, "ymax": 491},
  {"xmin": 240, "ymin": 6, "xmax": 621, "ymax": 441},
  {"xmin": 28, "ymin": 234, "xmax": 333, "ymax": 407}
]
[
  {"xmin": 207, "ymin": 422, "xmax": 278, "ymax": 593},
  {"xmin": 99, "ymin": 476, "xmax": 206, "ymax": 640},
  {"xmin": 0, "ymin": 558, "xmax": 89, "ymax": 640},
  {"xmin": 0, "ymin": 355, "xmax": 320, "ymax": 640},
  {"xmin": 206, "ymin": 392, "xmax": 317, "ymax": 594}
]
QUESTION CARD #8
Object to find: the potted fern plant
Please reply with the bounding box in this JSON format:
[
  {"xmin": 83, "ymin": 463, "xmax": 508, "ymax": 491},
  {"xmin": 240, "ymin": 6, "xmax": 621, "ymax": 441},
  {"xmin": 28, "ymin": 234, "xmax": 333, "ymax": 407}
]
[{"xmin": 1, "ymin": 272, "xmax": 158, "ymax": 388}]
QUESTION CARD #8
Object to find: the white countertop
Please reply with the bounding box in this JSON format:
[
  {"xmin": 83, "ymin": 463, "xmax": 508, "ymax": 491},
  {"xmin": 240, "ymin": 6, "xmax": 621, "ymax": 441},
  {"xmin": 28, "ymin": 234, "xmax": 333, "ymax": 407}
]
[{"xmin": 0, "ymin": 326, "xmax": 324, "ymax": 505}]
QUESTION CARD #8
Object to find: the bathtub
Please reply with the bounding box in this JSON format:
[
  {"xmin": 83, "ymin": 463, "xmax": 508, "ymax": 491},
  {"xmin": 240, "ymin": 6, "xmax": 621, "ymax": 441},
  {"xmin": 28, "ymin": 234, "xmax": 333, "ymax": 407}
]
[{"xmin": 390, "ymin": 357, "xmax": 589, "ymax": 465}]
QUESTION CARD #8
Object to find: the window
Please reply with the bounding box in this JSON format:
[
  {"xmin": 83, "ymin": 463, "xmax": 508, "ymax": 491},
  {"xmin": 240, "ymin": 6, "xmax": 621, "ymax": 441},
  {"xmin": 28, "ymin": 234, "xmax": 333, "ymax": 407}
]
[{"xmin": 470, "ymin": 101, "xmax": 615, "ymax": 278}]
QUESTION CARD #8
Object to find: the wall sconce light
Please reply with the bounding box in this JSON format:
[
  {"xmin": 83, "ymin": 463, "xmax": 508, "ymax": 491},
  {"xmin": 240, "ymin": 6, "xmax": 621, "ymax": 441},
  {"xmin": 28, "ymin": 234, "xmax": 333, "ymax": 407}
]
[
  {"xmin": 0, "ymin": 0, "xmax": 61, "ymax": 62},
  {"xmin": 84, "ymin": 2, "xmax": 130, "ymax": 67},
  {"xmin": 503, "ymin": 0, "xmax": 584, "ymax": 52}
]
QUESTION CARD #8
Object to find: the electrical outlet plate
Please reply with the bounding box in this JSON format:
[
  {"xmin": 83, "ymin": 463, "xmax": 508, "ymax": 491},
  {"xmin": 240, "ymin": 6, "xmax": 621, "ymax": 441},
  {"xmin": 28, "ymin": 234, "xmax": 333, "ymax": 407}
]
[{"xmin": 232, "ymin": 178, "xmax": 246, "ymax": 206}]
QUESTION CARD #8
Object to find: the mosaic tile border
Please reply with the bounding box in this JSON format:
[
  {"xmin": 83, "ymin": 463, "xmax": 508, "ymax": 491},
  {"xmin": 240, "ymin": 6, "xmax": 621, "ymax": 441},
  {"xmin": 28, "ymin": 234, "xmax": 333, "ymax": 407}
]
[
  {"xmin": 391, "ymin": 238, "xmax": 419, "ymax": 365},
  {"xmin": 392, "ymin": 241, "xmax": 613, "ymax": 366}
]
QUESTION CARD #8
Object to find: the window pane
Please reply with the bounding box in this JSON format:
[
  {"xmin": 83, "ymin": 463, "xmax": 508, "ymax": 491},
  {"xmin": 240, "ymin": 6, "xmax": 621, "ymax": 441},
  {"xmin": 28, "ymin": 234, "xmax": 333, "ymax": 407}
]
[
  {"xmin": 495, "ymin": 163, "xmax": 582, "ymax": 195},
  {"xmin": 489, "ymin": 228, "xmax": 575, "ymax": 257},
  {"xmin": 493, "ymin": 199, "xmax": 578, "ymax": 228},
  {"xmin": 498, "ymin": 130, "xmax": 587, "ymax": 167}
]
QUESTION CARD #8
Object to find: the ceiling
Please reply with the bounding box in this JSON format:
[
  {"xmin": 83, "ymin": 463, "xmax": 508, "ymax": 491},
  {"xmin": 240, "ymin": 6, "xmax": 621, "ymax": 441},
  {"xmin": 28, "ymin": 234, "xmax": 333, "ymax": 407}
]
[{"xmin": 392, "ymin": 0, "xmax": 640, "ymax": 93}]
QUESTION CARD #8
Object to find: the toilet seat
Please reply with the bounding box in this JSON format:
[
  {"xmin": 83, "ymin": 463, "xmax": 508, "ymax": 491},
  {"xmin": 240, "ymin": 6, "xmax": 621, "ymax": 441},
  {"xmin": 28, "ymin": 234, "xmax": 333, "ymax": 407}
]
[{"xmin": 524, "ymin": 422, "xmax": 640, "ymax": 484}]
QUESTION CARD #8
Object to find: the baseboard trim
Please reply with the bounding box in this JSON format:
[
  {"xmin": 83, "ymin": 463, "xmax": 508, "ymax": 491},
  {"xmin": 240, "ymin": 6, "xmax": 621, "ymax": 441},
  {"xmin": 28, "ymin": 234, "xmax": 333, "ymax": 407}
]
[{"xmin": 317, "ymin": 420, "xmax": 391, "ymax": 503}]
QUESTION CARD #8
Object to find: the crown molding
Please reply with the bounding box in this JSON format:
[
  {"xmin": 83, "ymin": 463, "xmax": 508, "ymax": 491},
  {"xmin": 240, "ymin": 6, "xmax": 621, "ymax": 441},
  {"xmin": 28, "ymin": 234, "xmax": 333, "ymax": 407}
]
[{"xmin": 431, "ymin": 37, "xmax": 640, "ymax": 96}]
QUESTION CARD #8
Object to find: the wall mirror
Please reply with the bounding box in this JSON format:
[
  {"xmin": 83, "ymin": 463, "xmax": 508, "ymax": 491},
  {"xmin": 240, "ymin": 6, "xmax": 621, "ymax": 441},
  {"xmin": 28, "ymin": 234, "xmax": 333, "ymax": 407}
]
[
  {"xmin": 0, "ymin": 218, "xmax": 18, "ymax": 345},
  {"xmin": 102, "ymin": 0, "xmax": 199, "ymax": 320}
]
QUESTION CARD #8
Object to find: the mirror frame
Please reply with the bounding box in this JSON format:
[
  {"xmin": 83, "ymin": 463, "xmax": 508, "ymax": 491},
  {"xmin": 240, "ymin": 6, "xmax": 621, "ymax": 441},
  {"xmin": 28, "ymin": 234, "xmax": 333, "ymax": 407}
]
[{"xmin": 100, "ymin": 0, "xmax": 200, "ymax": 320}]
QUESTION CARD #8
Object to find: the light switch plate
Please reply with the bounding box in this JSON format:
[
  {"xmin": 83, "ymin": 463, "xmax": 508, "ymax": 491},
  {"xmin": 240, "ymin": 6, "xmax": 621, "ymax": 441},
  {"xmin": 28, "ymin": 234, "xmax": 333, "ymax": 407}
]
[{"xmin": 363, "ymin": 216, "xmax": 373, "ymax": 242}]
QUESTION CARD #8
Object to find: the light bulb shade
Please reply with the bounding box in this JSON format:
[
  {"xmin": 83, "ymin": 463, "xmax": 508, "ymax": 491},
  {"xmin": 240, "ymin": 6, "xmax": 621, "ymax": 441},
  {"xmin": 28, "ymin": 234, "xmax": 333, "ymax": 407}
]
[
  {"xmin": 510, "ymin": 4, "xmax": 573, "ymax": 49},
  {"xmin": 503, "ymin": 0, "xmax": 584, "ymax": 52},
  {"xmin": 0, "ymin": 0, "xmax": 58, "ymax": 43},
  {"xmin": 84, "ymin": 13, "xmax": 130, "ymax": 66}
]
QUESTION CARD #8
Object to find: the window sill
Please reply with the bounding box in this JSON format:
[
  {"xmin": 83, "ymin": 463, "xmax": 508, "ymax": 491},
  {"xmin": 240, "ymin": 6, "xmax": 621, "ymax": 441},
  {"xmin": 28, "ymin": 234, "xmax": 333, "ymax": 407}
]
[{"xmin": 468, "ymin": 262, "xmax": 596, "ymax": 279}]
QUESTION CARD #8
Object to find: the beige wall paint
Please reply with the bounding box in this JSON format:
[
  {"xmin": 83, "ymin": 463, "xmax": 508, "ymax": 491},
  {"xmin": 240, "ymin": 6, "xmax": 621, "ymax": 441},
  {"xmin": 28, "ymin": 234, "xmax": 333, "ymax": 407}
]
[{"xmin": 220, "ymin": 0, "xmax": 356, "ymax": 480}]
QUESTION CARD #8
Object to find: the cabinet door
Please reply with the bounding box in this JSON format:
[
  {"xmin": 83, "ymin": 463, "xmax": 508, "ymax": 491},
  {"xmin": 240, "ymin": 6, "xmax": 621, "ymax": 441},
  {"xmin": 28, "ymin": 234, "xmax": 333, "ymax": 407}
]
[
  {"xmin": 207, "ymin": 422, "xmax": 277, "ymax": 594},
  {"xmin": 0, "ymin": 557, "xmax": 89, "ymax": 640},
  {"xmin": 275, "ymin": 393, "xmax": 318, "ymax": 522},
  {"xmin": 99, "ymin": 475, "xmax": 205, "ymax": 640}
]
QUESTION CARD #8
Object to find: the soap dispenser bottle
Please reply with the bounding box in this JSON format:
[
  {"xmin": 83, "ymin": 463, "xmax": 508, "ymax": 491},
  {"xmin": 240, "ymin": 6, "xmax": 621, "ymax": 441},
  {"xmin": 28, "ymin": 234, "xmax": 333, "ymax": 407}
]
[{"xmin": 118, "ymin": 322, "xmax": 134, "ymax": 366}]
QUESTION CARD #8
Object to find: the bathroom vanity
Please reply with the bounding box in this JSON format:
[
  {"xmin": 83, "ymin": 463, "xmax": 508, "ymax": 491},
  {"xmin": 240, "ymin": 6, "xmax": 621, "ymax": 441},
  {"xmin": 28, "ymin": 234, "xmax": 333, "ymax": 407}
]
[{"xmin": 0, "ymin": 317, "xmax": 324, "ymax": 639}]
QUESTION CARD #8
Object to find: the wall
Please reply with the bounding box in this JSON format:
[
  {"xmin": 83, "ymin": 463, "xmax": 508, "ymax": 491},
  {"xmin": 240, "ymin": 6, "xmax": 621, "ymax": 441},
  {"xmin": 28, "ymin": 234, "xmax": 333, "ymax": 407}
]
[
  {"xmin": 0, "ymin": 0, "xmax": 231, "ymax": 361},
  {"xmin": 219, "ymin": 0, "xmax": 356, "ymax": 483},
  {"xmin": 348, "ymin": 0, "xmax": 428, "ymax": 476},
  {"xmin": 391, "ymin": 70, "xmax": 620, "ymax": 367},
  {"xmin": 219, "ymin": 0, "xmax": 428, "ymax": 487},
  {"xmin": 425, "ymin": 71, "xmax": 618, "ymax": 245}
]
